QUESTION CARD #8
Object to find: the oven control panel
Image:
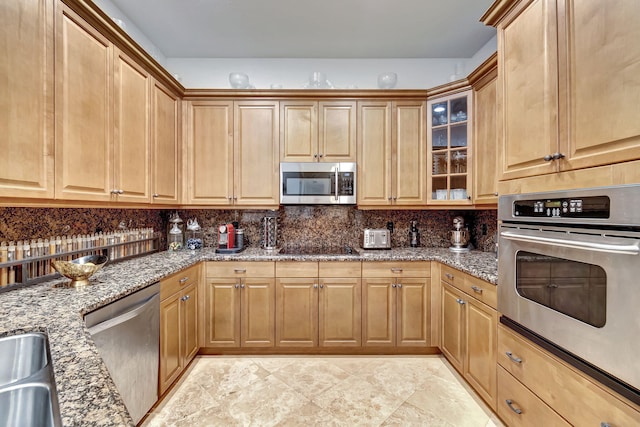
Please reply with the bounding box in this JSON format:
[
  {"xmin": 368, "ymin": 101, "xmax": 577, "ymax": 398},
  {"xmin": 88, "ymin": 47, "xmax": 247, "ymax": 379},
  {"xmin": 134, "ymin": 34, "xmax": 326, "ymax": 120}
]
[{"xmin": 513, "ymin": 195, "xmax": 610, "ymax": 218}]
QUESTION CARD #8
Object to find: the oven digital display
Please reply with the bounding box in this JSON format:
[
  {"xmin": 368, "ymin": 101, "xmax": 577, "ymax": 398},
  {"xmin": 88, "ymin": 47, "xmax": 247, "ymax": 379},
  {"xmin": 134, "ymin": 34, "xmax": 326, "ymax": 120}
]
[{"xmin": 513, "ymin": 195, "xmax": 610, "ymax": 219}]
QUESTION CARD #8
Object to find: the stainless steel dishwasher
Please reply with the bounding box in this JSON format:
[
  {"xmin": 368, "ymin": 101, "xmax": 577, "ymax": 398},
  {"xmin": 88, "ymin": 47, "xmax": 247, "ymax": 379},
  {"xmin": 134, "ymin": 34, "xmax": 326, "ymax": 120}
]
[{"xmin": 84, "ymin": 283, "xmax": 160, "ymax": 424}]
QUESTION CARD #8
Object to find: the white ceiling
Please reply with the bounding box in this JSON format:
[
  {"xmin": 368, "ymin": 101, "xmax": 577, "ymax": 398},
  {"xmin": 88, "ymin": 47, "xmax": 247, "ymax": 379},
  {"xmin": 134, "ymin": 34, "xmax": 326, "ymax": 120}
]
[{"xmin": 109, "ymin": 0, "xmax": 496, "ymax": 59}]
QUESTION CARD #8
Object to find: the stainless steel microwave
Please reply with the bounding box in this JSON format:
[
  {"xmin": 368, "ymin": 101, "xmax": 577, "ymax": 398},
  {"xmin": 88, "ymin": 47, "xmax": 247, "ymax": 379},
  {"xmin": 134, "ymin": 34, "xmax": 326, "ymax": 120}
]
[{"xmin": 280, "ymin": 162, "xmax": 356, "ymax": 204}]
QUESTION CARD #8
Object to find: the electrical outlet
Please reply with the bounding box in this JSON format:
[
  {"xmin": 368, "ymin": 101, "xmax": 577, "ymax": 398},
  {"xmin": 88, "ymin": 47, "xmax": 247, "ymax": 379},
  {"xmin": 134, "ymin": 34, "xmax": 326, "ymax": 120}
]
[
  {"xmin": 387, "ymin": 221, "xmax": 394, "ymax": 232},
  {"xmin": 482, "ymin": 224, "xmax": 488, "ymax": 235}
]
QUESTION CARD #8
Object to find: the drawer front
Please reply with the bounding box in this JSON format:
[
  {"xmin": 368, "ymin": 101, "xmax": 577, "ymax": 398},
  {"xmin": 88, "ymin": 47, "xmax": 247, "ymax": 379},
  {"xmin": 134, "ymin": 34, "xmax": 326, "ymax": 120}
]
[
  {"xmin": 497, "ymin": 366, "xmax": 570, "ymax": 427},
  {"xmin": 464, "ymin": 275, "xmax": 497, "ymax": 309},
  {"xmin": 161, "ymin": 264, "xmax": 200, "ymax": 299},
  {"xmin": 206, "ymin": 261, "xmax": 274, "ymax": 278},
  {"xmin": 362, "ymin": 261, "xmax": 430, "ymax": 278},
  {"xmin": 276, "ymin": 261, "xmax": 318, "ymax": 277},
  {"xmin": 440, "ymin": 264, "xmax": 464, "ymax": 288},
  {"xmin": 318, "ymin": 261, "xmax": 361, "ymax": 278},
  {"xmin": 498, "ymin": 324, "xmax": 640, "ymax": 426}
]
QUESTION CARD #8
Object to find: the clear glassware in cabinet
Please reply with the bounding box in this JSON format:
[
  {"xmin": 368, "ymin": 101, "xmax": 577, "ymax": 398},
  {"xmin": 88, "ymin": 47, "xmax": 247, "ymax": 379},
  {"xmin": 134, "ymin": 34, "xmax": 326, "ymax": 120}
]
[{"xmin": 427, "ymin": 90, "xmax": 472, "ymax": 203}]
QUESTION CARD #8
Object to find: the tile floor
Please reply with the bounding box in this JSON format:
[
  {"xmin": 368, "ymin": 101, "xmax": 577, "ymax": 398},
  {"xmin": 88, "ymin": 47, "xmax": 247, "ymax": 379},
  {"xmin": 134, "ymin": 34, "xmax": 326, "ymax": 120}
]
[{"xmin": 143, "ymin": 355, "xmax": 504, "ymax": 427}]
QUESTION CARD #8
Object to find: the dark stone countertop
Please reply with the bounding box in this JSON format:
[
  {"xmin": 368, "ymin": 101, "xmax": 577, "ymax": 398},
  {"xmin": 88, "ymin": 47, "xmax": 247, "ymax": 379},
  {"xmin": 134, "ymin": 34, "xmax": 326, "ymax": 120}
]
[{"xmin": 0, "ymin": 247, "xmax": 496, "ymax": 426}]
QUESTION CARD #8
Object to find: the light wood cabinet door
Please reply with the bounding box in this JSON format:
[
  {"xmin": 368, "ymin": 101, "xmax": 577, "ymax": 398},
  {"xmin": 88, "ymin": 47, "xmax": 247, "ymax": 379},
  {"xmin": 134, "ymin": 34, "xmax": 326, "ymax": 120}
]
[
  {"xmin": 55, "ymin": 4, "xmax": 112, "ymax": 201},
  {"xmin": 465, "ymin": 297, "xmax": 497, "ymax": 410},
  {"xmin": 558, "ymin": 0, "xmax": 640, "ymax": 171},
  {"xmin": 396, "ymin": 277, "xmax": 429, "ymax": 347},
  {"xmin": 497, "ymin": 0, "xmax": 559, "ymax": 180},
  {"xmin": 472, "ymin": 64, "xmax": 498, "ymax": 204},
  {"xmin": 234, "ymin": 100, "xmax": 279, "ymax": 206},
  {"xmin": 0, "ymin": 0, "xmax": 54, "ymax": 199},
  {"xmin": 159, "ymin": 292, "xmax": 182, "ymax": 394},
  {"xmin": 362, "ymin": 278, "xmax": 395, "ymax": 346},
  {"xmin": 357, "ymin": 102, "xmax": 393, "ymax": 206},
  {"xmin": 204, "ymin": 278, "xmax": 241, "ymax": 347},
  {"xmin": 318, "ymin": 277, "xmax": 361, "ymax": 347},
  {"xmin": 318, "ymin": 101, "xmax": 356, "ymax": 162},
  {"xmin": 393, "ymin": 101, "xmax": 426, "ymax": 205},
  {"xmin": 280, "ymin": 101, "xmax": 317, "ymax": 162},
  {"xmin": 441, "ymin": 283, "xmax": 465, "ymax": 372},
  {"xmin": 185, "ymin": 100, "xmax": 233, "ymax": 205},
  {"xmin": 275, "ymin": 278, "xmax": 318, "ymax": 347},
  {"xmin": 181, "ymin": 282, "xmax": 199, "ymax": 363},
  {"xmin": 113, "ymin": 49, "xmax": 150, "ymax": 203},
  {"xmin": 241, "ymin": 278, "xmax": 276, "ymax": 347},
  {"xmin": 151, "ymin": 80, "xmax": 180, "ymax": 204}
]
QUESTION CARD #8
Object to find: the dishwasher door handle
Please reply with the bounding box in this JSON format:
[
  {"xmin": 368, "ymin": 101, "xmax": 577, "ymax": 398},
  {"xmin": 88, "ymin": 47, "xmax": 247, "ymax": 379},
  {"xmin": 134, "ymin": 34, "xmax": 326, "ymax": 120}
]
[{"xmin": 88, "ymin": 293, "xmax": 159, "ymax": 336}]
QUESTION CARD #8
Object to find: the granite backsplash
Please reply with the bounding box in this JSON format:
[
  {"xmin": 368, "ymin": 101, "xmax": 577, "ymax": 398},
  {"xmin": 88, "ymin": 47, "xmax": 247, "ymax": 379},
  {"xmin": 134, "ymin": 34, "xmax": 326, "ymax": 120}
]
[{"xmin": 0, "ymin": 206, "xmax": 497, "ymax": 252}]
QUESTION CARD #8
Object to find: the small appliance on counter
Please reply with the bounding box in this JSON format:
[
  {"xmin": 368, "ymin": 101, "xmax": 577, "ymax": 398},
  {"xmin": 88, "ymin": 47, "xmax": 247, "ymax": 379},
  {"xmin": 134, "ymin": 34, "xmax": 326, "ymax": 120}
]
[
  {"xmin": 215, "ymin": 222, "xmax": 245, "ymax": 253},
  {"xmin": 409, "ymin": 220, "xmax": 420, "ymax": 247},
  {"xmin": 449, "ymin": 216, "xmax": 470, "ymax": 253},
  {"xmin": 362, "ymin": 228, "xmax": 391, "ymax": 249}
]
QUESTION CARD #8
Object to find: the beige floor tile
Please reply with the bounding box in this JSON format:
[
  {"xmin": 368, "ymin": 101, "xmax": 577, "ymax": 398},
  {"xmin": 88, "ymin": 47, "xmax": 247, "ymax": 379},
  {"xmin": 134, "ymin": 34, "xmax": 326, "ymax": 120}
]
[
  {"xmin": 190, "ymin": 356, "xmax": 271, "ymax": 397},
  {"xmin": 380, "ymin": 401, "xmax": 457, "ymax": 427},
  {"xmin": 276, "ymin": 401, "xmax": 346, "ymax": 427},
  {"xmin": 312, "ymin": 374, "xmax": 405, "ymax": 426},
  {"xmin": 271, "ymin": 358, "xmax": 351, "ymax": 399}
]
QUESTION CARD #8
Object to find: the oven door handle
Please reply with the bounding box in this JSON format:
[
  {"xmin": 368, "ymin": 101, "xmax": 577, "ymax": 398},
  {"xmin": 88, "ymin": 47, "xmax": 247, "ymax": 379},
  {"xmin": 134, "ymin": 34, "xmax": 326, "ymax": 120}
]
[{"xmin": 500, "ymin": 231, "xmax": 640, "ymax": 255}]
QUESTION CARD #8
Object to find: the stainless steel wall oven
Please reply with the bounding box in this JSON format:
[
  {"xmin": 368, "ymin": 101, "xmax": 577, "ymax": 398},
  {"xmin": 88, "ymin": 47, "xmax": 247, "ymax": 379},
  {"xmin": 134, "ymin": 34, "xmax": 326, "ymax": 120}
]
[{"xmin": 498, "ymin": 185, "xmax": 640, "ymax": 405}]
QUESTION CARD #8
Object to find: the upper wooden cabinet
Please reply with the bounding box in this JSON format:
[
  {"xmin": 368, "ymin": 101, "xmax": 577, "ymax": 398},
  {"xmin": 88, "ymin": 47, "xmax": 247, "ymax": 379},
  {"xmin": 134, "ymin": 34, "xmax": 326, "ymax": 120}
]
[
  {"xmin": 113, "ymin": 48, "xmax": 151, "ymax": 203},
  {"xmin": 470, "ymin": 54, "xmax": 498, "ymax": 205},
  {"xmin": 484, "ymin": 0, "xmax": 640, "ymax": 182},
  {"xmin": 0, "ymin": 0, "xmax": 55, "ymax": 199},
  {"xmin": 357, "ymin": 101, "xmax": 427, "ymax": 207},
  {"xmin": 151, "ymin": 80, "xmax": 181, "ymax": 204},
  {"xmin": 55, "ymin": 4, "xmax": 113, "ymax": 201},
  {"xmin": 185, "ymin": 100, "xmax": 278, "ymax": 207},
  {"xmin": 280, "ymin": 100, "xmax": 356, "ymax": 162},
  {"xmin": 427, "ymin": 90, "xmax": 473, "ymax": 205}
]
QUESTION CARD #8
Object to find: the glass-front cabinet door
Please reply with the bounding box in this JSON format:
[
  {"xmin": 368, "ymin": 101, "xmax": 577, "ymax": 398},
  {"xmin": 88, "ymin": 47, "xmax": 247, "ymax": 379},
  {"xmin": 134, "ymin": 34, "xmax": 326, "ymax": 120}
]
[{"xmin": 427, "ymin": 90, "xmax": 472, "ymax": 204}]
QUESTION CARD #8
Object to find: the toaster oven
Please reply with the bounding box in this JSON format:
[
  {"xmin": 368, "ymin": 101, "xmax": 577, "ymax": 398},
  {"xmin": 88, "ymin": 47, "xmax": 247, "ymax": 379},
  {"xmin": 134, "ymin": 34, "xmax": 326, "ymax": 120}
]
[{"xmin": 362, "ymin": 229, "xmax": 391, "ymax": 249}]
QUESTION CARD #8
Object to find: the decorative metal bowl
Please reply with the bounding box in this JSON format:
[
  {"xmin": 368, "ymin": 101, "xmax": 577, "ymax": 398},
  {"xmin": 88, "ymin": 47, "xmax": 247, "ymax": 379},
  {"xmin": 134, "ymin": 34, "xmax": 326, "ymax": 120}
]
[{"xmin": 52, "ymin": 255, "xmax": 108, "ymax": 287}]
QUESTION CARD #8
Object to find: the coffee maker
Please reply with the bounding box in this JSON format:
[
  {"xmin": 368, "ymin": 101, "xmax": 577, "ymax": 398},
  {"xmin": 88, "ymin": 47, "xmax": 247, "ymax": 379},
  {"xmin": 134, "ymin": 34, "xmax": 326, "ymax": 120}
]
[{"xmin": 449, "ymin": 216, "xmax": 470, "ymax": 252}]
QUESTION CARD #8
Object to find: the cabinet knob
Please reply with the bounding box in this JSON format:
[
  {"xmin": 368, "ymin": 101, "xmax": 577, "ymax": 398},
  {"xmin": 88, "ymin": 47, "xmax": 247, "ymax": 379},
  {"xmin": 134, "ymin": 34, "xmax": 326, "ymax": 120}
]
[
  {"xmin": 228, "ymin": 196, "xmax": 233, "ymax": 200},
  {"xmin": 110, "ymin": 189, "xmax": 119, "ymax": 194},
  {"xmin": 392, "ymin": 284, "xmax": 397, "ymax": 288},
  {"xmin": 233, "ymin": 196, "xmax": 238, "ymax": 201},
  {"xmin": 235, "ymin": 283, "xmax": 240, "ymax": 289},
  {"xmin": 313, "ymin": 283, "xmax": 318, "ymax": 289},
  {"xmin": 319, "ymin": 284, "xmax": 324, "ymax": 289},
  {"xmin": 494, "ymin": 192, "xmax": 499, "ymax": 196},
  {"xmin": 240, "ymin": 283, "xmax": 245, "ymax": 288},
  {"xmin": 543, "ymin": 154, "xmax": 553, "ymax": 162},
  {"xmin": 392, "ymin": 196, "xmax": 397, "ymax": 201},
  {"xmin": 153, "ymin": 193, "xmax": 159, "ymax": 198},
  {"xmin": 551, "ymin": 152, "xmax": 565, "ymax": 160},
  {"xmin": 505, "ymin": 399, "xmax": 523, "ymax": 415},
  {"xmin": 318, "ymin": 154, "xmax": 323, "ymax": 158},
  {"xmin": 180, "ymin": 295, "xmax": 190, "ymax": 302},
  {"xmin": 397, "ymin": 283, "xmax": 402, "ymax": 288},
  {"xmin": 388, "ymin": 197, "xmax": 392, "ymax": 201},
  {"xmin": 456, "ymin": 298, "xmax": 466, "ymax": 305},
  {"xmin": 505, "ymin": 351, "xmax": 523, "ymax": 364},
  {"xmin": 314, "ymin": 154, "xmax": 318, "ymax": 158}
]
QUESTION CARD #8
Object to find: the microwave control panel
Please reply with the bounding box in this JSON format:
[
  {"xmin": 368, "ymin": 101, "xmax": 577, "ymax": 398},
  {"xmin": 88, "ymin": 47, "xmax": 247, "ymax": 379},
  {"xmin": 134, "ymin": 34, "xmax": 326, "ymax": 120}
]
[
  {"xmin": 513, "ymin": 195, "xmax": 610, "ymax": 219},
  {"xmin": 337, "ymin": 172, "xmax": 354, "ymax": 196}
]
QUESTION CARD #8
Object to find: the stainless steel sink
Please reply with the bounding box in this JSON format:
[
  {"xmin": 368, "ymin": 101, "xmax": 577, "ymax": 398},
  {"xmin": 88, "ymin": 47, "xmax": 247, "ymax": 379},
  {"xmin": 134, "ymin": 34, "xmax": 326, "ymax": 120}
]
[
  {"xmin": 0, "ymin": 333, "xmax": 61, "ymax": 427},
  {"xmin": 0, "ymin": 383, "xmax": 60, "ymax": 427},
  {"xmin": 0, "ymin": 333, "xmax": 48, "ymax": 387}
]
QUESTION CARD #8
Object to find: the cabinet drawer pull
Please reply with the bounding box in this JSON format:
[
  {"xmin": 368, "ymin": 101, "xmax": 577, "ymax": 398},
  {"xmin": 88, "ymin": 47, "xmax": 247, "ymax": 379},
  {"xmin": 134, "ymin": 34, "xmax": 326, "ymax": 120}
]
[
  {"xmin": 505, "ymin": 399, "xmax": 523, "ymax": 415},
  {"xmin": 505, "ymin": 351, "xmax": 522, "ymax": 364},
  {"xmin": 445, "ymin": 273, "xmax": 454, "ymax": 280},
  {"xmin": 470, "ymin": 285, "xmax": 483, "ymax": 294},
  {"xmin": 234, "ymin": 268, "xmax": 246, "ymax": 274},
  {"xmin": 456, "ymin": 298, "xmax": 466, "ymax": 305},
  {"xmin": 390, "ymin": 267, "xmax": 403, "ymax": 273},
  {"xmin": 179, "ymin": 277, "xmax": 189, "ymax": 284},
  {"xmin": 601, "ymin": 423, "xmax": 612, "ymax": 427}
]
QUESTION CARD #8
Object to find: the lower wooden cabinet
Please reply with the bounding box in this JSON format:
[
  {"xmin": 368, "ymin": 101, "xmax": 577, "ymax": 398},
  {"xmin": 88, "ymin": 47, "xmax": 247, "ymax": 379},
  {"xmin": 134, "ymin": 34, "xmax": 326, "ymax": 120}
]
[
  {"xmin": 204, "ymin": 262, "xmax": 275, "ymax": 348},
  {"xmin": 362, "ymin": 262, "xmax": 431, "ymax": 347},
  {"xmin": 275, "ymin": 262, "xmax": 361, "ymax": 347},
  {"xmin": 497, "ymin": 323, "xmax": 640, "ymax": 426},
  {"xmin": 159, "ymin": 265, "xmax": 199, "ymax": 395},
  {"xmin": 440, "ymin": 265, "xmax": 497, "ymax": 410}
]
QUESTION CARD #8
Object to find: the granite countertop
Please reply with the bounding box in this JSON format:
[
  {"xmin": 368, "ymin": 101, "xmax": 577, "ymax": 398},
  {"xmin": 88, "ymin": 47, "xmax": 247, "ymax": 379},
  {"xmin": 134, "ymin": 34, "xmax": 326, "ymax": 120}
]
[{"xmin": 0, "ymin": 247, "xmax": 496, "ymax": 426}]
